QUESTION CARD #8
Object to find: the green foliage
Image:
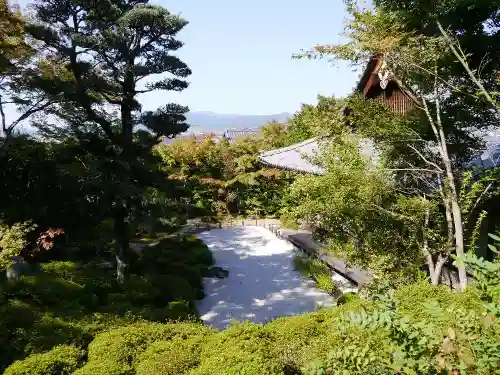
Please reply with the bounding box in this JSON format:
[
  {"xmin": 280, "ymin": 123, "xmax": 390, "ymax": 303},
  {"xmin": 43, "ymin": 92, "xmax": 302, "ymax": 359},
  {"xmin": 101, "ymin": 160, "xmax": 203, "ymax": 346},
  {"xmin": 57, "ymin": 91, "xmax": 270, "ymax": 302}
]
[
  {"xmin": 285, "ymin": 133, "xmax": 429, "ymax": 283},
  {"xmin": 71, "ymin": 360, "xmax": 129, "ymax": 375},
  {"xmin": 81, "ymin": 322, "xmax": 210, "ymax": 373},
  {"xmin": 135, "ymin": 338, "xmax": 203, "ymax": 375},
  {"xmin": 293, "ymin": 255, "xmax": 338, "ymax": 296},
  {"xmin": 188, "ymin": 323, "xmax": 286, "ymax": 375},
  {"xmin": 4, "ymin": 262, "xmax": 497, "ymax": 375},
  {"xmin": 0, "ymin": 0, "xmax": 30, "ymax": 73},
  {"xmin": 0, "ymin": 221, "xmax": 37, "ymax": 269},
  {"xmin": 0, "ymin": 235, "xmax": 211, "ymax": 371},
  {"xmin": 157, "ymin": 131, "xmax": 294, "ymax": 219},
  {"xmin": 281, "ymin": 95, "xmax": 344, "ymax": 145},
  {"xmin": 337, "ymin": 292, "xmax": 360, "ymax": 306},
  {"xmin": 303, "ymin": 248, "xmax": 500, "ymax": 375},
  {"xmin": 3, "ymin": 345, "xmax": 83, "ymax": 375}
]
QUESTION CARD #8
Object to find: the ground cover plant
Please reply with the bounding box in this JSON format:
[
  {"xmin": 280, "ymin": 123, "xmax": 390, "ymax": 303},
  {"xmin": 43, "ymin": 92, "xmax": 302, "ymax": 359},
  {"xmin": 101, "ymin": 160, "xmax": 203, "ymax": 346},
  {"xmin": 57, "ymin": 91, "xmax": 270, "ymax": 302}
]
[
  {"xmin": 0, "ymin": 235, "xmax": 213, "ymax": 371},
  {"xmin": 3, "ymin": 247, "xmax": 498, "ymax": 375}
]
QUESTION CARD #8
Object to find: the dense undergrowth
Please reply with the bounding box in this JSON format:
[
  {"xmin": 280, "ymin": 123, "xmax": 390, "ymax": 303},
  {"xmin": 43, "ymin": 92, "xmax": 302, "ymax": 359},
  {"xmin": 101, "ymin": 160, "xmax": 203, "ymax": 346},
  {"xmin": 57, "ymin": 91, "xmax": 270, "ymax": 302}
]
[
  {"xmin": 3, "ymin": 277, "xmax": 497, "ymax": 375},
  {"xmin": 0, "ymin": 235, "xmax": 213, "ymax": 372}
]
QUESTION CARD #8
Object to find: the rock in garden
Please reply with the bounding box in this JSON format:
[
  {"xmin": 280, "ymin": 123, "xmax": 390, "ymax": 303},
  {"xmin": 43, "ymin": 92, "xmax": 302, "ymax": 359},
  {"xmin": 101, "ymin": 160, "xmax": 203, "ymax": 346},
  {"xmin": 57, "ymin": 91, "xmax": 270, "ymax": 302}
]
[{"xmin": 205, "ymin": 266, "xmax": 230, "ymax": 279}]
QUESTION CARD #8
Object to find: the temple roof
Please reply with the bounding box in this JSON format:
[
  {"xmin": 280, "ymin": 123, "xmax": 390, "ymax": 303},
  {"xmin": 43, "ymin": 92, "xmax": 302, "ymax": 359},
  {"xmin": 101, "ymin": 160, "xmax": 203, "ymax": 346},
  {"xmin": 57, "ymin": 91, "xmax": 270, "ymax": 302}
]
[{"xmin": 259, "ymin": 138, "xmax": 326, "ymax": 175}]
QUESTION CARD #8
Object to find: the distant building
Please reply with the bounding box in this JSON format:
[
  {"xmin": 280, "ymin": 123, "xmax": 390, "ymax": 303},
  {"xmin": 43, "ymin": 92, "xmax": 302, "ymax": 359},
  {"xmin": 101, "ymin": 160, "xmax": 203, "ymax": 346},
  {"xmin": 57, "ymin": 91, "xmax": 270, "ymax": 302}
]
[
  {"xmin": 162, "ymin": 132, "xmax": 221, "ymax": 145},
  {"xmin": 223, "ymin": 128, "xmax": 259, "ymax": 143},
  {"xmin": 162, "ymin": 128, "xmax": 260, "ymax": 145}
]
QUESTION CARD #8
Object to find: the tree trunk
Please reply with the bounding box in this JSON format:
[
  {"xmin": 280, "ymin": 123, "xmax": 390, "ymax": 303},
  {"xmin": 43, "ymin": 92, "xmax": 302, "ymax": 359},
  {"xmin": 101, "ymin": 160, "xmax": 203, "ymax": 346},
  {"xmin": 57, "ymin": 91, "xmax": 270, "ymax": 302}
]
[
  {"xmin": 422, "ymin": 78, "xmax": 468, "ymax": 289},
  {"xmin": 114, "ymin": 203, "xmax": 130, "ymax": 284},
  {"xmin": 449, "ymin": 191, "xmax": 468, "ymax": 289},
  {"xmin": 430, "ymin": 256, "xmax": 447, "ymax": 285},
  {"xmin": 438, "ymin": 127, "xmax": 467, "ymax": 289}
]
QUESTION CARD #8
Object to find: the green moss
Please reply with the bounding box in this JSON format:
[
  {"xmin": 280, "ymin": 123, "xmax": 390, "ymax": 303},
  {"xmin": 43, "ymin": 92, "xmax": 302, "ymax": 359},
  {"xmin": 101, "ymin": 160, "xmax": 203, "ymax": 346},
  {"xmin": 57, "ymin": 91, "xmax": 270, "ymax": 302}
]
[{"xmin": 0, "ymin": 235, "xmax": 213, "ymax": 371}]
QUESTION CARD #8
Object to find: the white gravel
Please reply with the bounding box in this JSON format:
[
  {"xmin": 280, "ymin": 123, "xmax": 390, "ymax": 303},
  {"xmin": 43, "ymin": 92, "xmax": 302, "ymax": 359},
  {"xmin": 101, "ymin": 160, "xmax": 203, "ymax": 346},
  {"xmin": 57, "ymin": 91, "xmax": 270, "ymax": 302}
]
[{"xmin": 195, "ymin": 226, "xmax": 336, "ymax": 329}]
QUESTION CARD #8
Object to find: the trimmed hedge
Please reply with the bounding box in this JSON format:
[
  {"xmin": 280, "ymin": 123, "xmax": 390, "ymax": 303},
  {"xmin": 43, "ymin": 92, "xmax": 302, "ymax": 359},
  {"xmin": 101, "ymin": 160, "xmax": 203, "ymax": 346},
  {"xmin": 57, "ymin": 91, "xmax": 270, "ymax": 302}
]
[
  {"xmin": 3, "ymin": 345, "xmax": 83, "ymax": 375},
  {"xmin": 0, "ymin": 236, "xmax": 213, "ymax": 371},
  {"xmin": 76, "ymin": 322, "xmax": 212, "ymax": 374},
  {"xmin": 135, "ymin": 338, "xmax": 203, "ymax": 375}
]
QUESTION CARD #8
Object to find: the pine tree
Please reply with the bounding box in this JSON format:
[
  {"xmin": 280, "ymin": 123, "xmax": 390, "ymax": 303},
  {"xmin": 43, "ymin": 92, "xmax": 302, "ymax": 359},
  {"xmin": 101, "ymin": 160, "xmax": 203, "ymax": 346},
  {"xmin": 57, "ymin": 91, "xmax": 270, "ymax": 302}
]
[{"xmin": 25, "ymin": 0, "xmax": 191, "ymax": 282}]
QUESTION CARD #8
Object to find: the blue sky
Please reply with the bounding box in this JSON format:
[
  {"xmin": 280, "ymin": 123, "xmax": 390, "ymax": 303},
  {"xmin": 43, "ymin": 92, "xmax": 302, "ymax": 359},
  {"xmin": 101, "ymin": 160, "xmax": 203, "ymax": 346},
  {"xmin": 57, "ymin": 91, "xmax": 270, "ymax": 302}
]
[{"xmin": 17, "ymin": 0, "xmax": 359, "ymax": 115}]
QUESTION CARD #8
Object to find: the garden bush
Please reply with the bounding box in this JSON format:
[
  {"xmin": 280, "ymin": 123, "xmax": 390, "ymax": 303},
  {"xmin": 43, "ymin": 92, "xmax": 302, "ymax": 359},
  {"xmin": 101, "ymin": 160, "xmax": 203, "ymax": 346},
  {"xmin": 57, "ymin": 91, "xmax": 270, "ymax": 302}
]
[
  {"xmin": 0, "ymin": 235, "xmax": 213, "ymax": 371},
  {"xmin": 71, "ymin": 360, "xmax": 129, "ymax": 375},
  {"xmin": 84, "ymin": 322, "xmax": 211, "ymax": 368},
  {"xmin": 3, "ymin": 345, "xmax": 83, "ymax": 375},
  {"xmin": 190, "ymin": 323, "xmax": 286, "ymax": 375},
  {"xmin": 336, "ymin": 291, "xmax": 359, "ymax": 305},
  {"xmin": 135, "ymin": 338, "xmax": 203, "ymax": 375}
]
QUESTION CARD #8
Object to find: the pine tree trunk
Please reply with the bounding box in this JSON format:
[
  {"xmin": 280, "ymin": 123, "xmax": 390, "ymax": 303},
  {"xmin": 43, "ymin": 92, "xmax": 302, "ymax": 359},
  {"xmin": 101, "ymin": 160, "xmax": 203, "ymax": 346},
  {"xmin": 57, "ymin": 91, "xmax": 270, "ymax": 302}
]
[{"xmin": 114, "ymin": 204, "xmax": 130, "ymax": 284}]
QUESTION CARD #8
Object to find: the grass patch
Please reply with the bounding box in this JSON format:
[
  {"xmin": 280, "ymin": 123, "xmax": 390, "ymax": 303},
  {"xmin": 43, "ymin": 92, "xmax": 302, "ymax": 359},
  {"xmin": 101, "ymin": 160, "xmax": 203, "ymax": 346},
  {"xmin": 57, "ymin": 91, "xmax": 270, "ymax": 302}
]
[{"xmin": 292, "ymin": 253, "xmax": 338, "ymax": 296}]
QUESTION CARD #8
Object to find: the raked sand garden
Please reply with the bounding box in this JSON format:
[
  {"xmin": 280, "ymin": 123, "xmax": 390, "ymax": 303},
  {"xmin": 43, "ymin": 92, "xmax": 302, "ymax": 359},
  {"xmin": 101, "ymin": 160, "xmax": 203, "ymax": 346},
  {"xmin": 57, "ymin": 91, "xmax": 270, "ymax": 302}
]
[{"xmin": 196, "ymin": 226, "xmax": 350, "ymax": 329}]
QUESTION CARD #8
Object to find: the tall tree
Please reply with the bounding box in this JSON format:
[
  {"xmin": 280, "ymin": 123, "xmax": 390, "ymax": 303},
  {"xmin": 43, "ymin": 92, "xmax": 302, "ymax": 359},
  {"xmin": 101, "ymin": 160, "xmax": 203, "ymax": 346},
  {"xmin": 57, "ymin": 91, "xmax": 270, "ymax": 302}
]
[
  {"xmin": 0, "ymin": 0, "xmax": 48, "ymax": 145},
  {"xmin": 25, "ymin": 0, "xmax": 191, "ymax": 282},
  {"xmin": 295, "ymin": 1, "xmax": 500, "ymax": 288}
]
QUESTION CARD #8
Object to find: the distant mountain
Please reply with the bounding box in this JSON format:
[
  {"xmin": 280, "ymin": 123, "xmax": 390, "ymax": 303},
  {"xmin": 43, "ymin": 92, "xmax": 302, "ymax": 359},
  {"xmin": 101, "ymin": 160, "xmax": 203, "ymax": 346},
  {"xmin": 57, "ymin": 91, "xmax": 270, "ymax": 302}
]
[
  {"xmin": 16, "ymin": 111, "xmax": 292, "ymax": 136},
  {"xmin": 185, "ymin": 111, "xmax": 292, "ymax": 134}
]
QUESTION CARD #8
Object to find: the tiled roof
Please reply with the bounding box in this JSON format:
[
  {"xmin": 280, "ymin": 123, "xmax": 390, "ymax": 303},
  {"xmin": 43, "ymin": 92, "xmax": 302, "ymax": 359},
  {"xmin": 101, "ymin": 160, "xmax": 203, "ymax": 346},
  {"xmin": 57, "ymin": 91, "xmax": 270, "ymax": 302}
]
[
  {"xmin": 162, "ymin": 133, "xmax": 222, "ymax": 145},
  {"xmin": 224, "ymin": 129, "xmax": 260, "ymax": 142},
  {"xmin": 260, "ymin": 130, "xmax": 500, "ymax": 176},
  {"xmin": 259, "ymin": 138, "xmax": 326, "ymax": 175}
]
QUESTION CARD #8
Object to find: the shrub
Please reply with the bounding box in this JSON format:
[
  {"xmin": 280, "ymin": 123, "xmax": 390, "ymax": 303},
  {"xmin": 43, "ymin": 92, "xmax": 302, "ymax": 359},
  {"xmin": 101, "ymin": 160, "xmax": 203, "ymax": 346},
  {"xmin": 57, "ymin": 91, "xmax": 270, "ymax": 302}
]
[
  {"xmin": 71, "ymin": 360, "xmax": 129, "ymax": 375},
  {"xmin": 135, "ymin": 338, "xmax": 202, "ymax": 375},
  {"xmin": 122, "ymin": 274, "xmax": 196, "ymax": 306},
  {"xmin": 0, "ymin": 232, "xmax": 212, "ymax": 371},
  {"xmin": 395, "ymin": 280, "xmax": 482, "ymax": 320},
  {"xmin": 292, "ymin": 255, "xmax": 329, "ymax": 277},
  {"xmin": 39, "ymin": 261, "xmax": 80, "ymax": 280},
  {"xmin": 0, "ymin": 221, "xmax": 38, "ymax": 270},
  {"xmin": 336, "ymin": 292, "xmax": 359, "ymax": 305},
  {"xmin": 301, "ymin": 253, "xmax": 500, "ymax": 375},
  {"xmin": 293, "ymin": 254, "xmax": 337, "ymax": 295},
  {"xmin": 3, "ymin": 273, "xmax": 90, "ymax": 308},
  {"xmin": 191, "ymin": 323, "xmax": 286, "ymax": 375},
  {"xmin": 3, "ymin": 345, "xmax": 83, "ymax": 375},
  {"xmin": 141, "ymin": 236, "xmax": 213, "ymax": 271},
  {"xmin": 85, "ymin": 322, "xmax": 211, "ymax": 369},
  {"xmin": 314, "ymin": 273, "xmax": 337, "ymax": 296},
  {"xmin": 264, "ymin": 311, "xmax": 332, "ymax": 371},
  {"xmin": 279, "ymin": 213, "xmax": 300, "ymax": 230}
]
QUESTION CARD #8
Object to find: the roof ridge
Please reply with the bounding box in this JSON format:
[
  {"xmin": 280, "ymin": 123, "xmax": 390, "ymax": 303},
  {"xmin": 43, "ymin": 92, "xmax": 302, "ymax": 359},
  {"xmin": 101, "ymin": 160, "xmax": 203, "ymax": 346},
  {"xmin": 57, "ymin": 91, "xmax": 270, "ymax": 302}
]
[{"xmin": 260, "ymin": 137, "xmax": 322, "ymax": 157}]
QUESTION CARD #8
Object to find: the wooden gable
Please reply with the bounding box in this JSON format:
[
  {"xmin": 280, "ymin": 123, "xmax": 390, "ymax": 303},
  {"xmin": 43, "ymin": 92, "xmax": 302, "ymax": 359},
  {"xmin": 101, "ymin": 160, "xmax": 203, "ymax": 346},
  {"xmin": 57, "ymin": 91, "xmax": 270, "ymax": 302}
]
[{"xmin": 357, "ymin": 55, "xmax": 418, "ymax": 115}]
